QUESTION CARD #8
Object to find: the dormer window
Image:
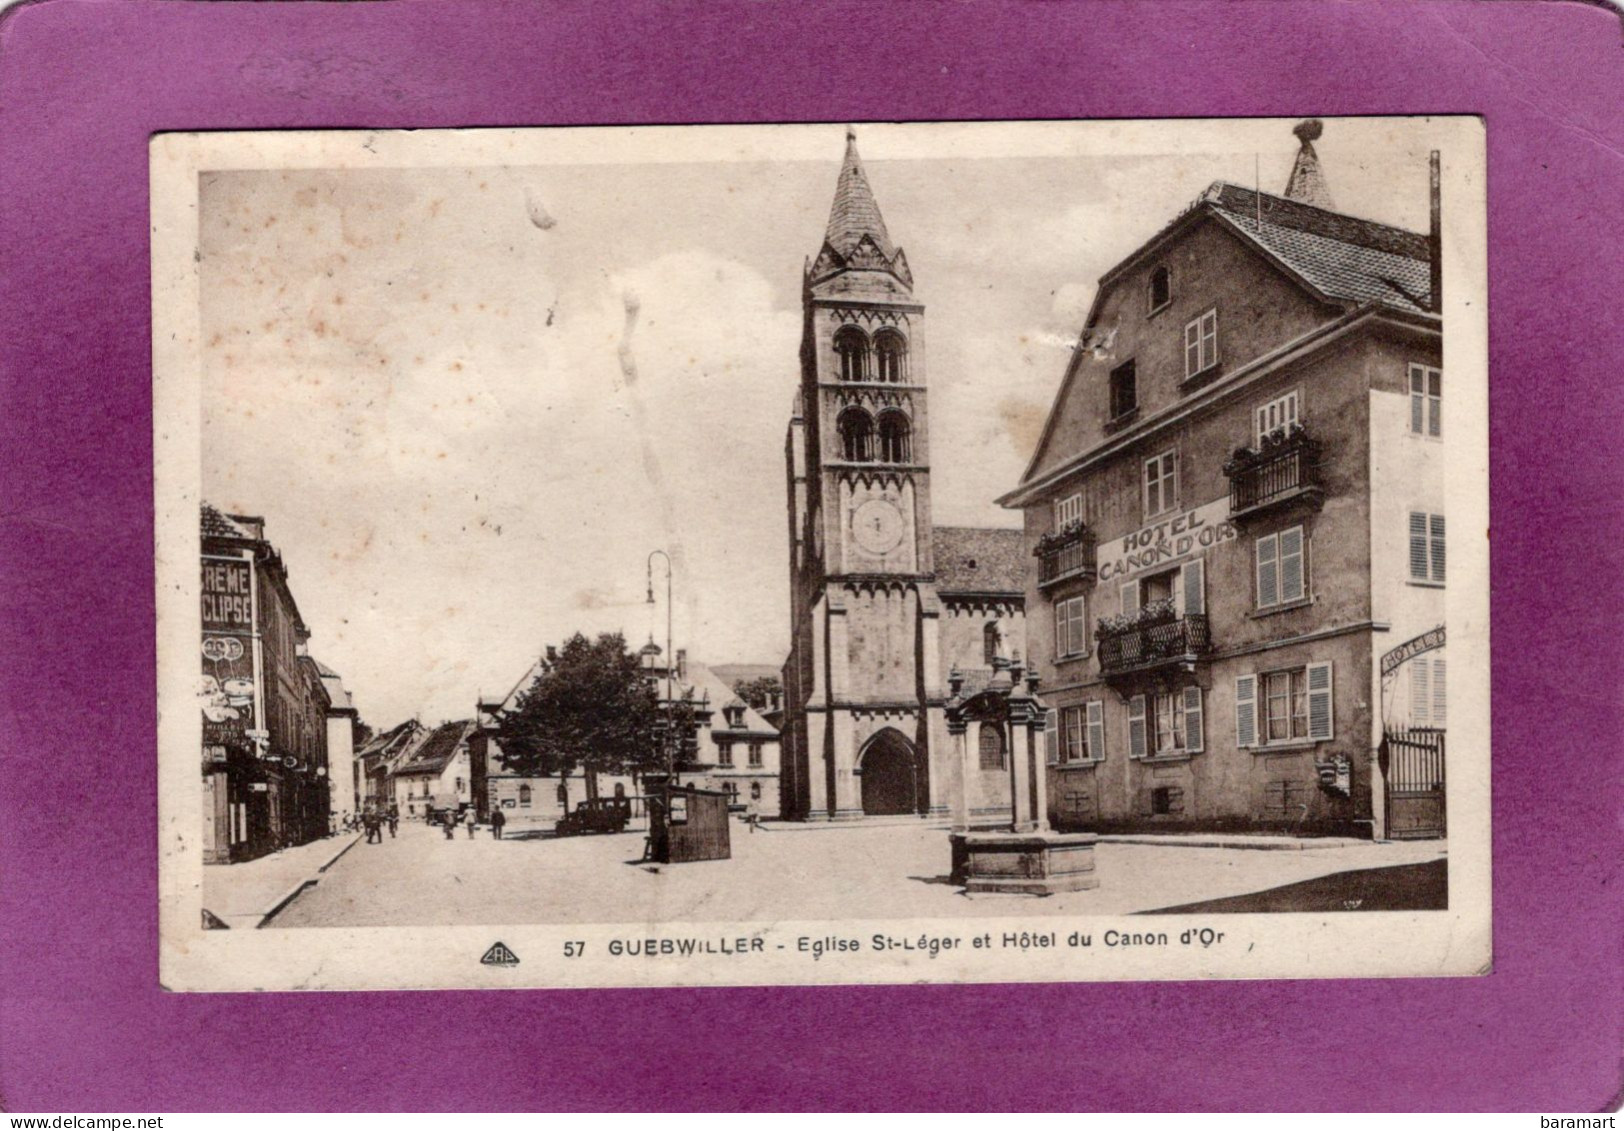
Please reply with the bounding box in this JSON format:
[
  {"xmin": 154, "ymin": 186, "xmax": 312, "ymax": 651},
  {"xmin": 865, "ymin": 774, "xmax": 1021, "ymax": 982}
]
[
  {"xmin": 1109, "ymin": 359, "xmax": 1137, "ymax": 421},
  {"xmin": 1149, "ymin": 266, "xmax": 1172, "ymax": 313}
]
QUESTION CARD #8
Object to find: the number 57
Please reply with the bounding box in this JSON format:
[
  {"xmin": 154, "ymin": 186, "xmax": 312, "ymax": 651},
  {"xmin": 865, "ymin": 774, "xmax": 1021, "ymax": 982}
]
[{"xmin": 563, "ymin": 941, "xmax": 586, "ymax": 958}]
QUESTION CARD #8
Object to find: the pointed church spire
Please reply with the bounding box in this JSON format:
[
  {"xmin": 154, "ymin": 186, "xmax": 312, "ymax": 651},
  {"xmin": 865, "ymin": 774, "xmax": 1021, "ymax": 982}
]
[
  {"xmin": 1283, "ymin": 119, "xmax": 1336, "ymax": 210},
  {"xmin": 824, "ymin": 126, "xmax": 895, "ymax": 258}
]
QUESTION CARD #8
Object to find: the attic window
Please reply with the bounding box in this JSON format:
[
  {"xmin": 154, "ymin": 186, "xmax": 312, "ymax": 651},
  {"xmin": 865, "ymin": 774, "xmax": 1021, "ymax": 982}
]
[
  {"xmin": 1149, "ymin": 266, "xmax": 1172, "ymax": 312},
  {"xmin": 1109, "ymin": 359, "xmax": 1137, "ymax": 421}
]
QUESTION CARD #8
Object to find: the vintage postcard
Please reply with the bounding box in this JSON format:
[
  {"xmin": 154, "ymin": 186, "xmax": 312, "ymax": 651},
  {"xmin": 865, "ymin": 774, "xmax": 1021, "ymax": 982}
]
[{"xmin": 154, "ymin": 118, "xmax": 1489, "ymax": 992}]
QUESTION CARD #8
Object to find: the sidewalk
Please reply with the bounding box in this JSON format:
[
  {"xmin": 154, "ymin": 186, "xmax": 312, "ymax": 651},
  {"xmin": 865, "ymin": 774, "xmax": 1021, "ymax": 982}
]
[{"xmin": 202, "ymin": 832, "xmax": 361, "ymax": 929}]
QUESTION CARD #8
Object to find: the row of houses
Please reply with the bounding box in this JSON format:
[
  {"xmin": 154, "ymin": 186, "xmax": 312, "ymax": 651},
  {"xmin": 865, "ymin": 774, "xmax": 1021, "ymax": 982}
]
[
  {"xmin": 200, "ymin": 505, "xmax": 362, "ymax": 863},
  {"xmin": 352, "ymin": 648, "xmax": 783, "ymax": 825}
]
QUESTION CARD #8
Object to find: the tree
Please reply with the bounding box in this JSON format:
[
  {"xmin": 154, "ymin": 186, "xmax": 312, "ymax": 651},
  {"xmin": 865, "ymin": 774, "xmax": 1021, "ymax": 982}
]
[
  {"xmin": 732, "ymin": 675, "xmax": 782, "ymax": 713},
  {"xmin": 495, "ymin": 632, "xmax": 662, "ymax": 810}
]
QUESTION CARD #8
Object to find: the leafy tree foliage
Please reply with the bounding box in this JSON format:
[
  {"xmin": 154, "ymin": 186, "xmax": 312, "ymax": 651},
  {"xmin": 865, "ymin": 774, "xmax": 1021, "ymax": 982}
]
[
  {"xmin": 496, "ymin": 632, "xmax": 662, "ymax": 805},
  {"xmin": 732, "ymin": 675, "xmax": 782, "ymax": 713}
]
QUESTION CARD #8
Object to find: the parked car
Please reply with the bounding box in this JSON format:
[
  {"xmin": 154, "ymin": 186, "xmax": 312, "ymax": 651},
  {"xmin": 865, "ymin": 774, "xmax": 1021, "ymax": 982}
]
[{"xmin": 554, "ymin": 796, "xmax": 632, "ymax": 837}]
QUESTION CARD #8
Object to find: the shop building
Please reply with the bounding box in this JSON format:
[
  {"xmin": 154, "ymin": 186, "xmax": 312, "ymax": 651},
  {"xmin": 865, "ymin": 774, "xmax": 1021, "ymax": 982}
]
[
  {"xmin": 998, "ymin": 121, "xmax": 1445, "ymax": 839},
  {"xmin": 391, "ymin": 719, "xmax": 476, "ymax": 818},
  {"xmin": 200, "ymin": 505, "xmax": 332, "ymax": 863}
]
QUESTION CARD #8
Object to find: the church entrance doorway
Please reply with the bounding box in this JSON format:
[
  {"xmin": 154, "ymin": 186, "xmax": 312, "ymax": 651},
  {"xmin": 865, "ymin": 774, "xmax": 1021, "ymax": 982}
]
[{"xmin": 859, "ymin": 729, "xmax": 918, "ymax": 816}]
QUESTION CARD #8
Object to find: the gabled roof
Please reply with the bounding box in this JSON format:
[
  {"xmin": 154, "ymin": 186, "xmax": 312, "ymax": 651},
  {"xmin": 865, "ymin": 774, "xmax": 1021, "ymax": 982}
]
[
  {"xmin": 394, "ymin": 719, "xmax": 475, "ymax": 777},
  {"xmin": 1204, "ymin": 184, "xmax": 1431, "ymax": 313},
  {"xmin": 357, "ymin": 719, "xmax": 424, "ymax": 763},
  {"xmin": 201, "ymin": 503, "xmax": 255, "ymax": 541},
  {"xmin": 931, "ymin": 526, "xmax": 1026, "ymax": 595},
  {"xmin": 1013, "ymin": 180, "xmax": 1435, "ymax": 494},
  {"xmin": 681, "ymin": 659, "xmax": 779, "ymax": 737}
]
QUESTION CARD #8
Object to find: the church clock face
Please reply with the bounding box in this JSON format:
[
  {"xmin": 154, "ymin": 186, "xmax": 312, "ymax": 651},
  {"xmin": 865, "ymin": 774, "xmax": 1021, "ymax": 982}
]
[{"xmin": 852, "ymin": 498, "xmax": 905, "ymax": 555}]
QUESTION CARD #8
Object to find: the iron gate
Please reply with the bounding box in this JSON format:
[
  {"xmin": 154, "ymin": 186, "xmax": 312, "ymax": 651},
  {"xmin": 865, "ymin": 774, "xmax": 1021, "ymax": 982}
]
[{"xmin": 1382, "ymin": 727, "xmax": 1446, "ymax": 839}]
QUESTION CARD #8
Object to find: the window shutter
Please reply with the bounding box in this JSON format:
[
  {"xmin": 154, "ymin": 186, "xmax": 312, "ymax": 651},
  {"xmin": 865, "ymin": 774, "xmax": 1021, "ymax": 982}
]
[
  {"xmin": 1128, "ymin": 695, "xmax": 1147, "ymax": 759},
  {"xmin": 1307, "ymin": 661, "xmax": 1334, "ymax": 740},
  {"xmin": 1054, "ymin": 602, "xmax": 1066, "ymax": 659},
  {"xmin": 1044, "ymin": 708, "xmax": 1059, "ymax": 765},
  {"xmin": 1086, "ymin": 700, "xmax": 1105, "ymax": 762},
  {"xmin": 1280, "ymin": 526, "xmax": 1305, "ymax": 603},
  {"xmin": 1181, "ymin": 558, "xmax": 1205, "ymax": 616},
  {"xmin": 1409, "ymin": 512, "xmax": 1428, "ymax": 580},
  {"xmin": 1184, "ymin": 686, "xmax": 1204, "ymax": 753},
  {"xmin": 1429, "ymin": 369, "xmax": 1442, "ymax": 437},
  {"xmin": 1433, "ymin": 657, "xmax": 1447, "ymax": 727},
  {"xmin": 1120, "ymin": 579, "xmax": 1140, "ymax": 617},
  {"xmin": 1236, "ymin": 674, "xmax": 1257, "ymax": 748},
  {"xmin": 1410, "ymin": 365, "xmax": 1425, "ymax": 433},
  {"xmin": 1430, "ymin": 514, "xmax": 1446, "ymax": 582},
  {"xmin": 1411, "ymin": 658, "xmax": 1431, "ymax": 727},
  {"xmin": 1185, "ymin": 319, "xmax": 1200, "ymax": 376},
  {"xmin": 1257, "ymin": 533, "xmax": 1279, "ymax": 608}
]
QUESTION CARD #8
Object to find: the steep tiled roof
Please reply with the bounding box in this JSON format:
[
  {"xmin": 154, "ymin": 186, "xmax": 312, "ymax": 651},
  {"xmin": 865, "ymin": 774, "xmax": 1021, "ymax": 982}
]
[
  {"xmin": 201, "ymin": 503, "xmax": 254, "ymax": 541},
  {"xmin": 1204, "ymin": 183, "xmax": 1432, "ymax": 313},
  {"xmin": 395, "ymin": 719, "xmax": 474, "ymax": 776},
  {"xmin": 932, "ymin": 526, "xmax": 1026, "ymax": 595},
  {"xmin": 824, "ymin": 128, "xmax": 895, "ymax": 258}
]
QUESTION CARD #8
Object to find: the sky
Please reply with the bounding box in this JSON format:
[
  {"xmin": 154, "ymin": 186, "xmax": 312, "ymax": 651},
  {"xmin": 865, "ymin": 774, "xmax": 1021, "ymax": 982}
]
[{"xmin": 198, "ymin": 118, "xmax": 1444, "ymax": 726}]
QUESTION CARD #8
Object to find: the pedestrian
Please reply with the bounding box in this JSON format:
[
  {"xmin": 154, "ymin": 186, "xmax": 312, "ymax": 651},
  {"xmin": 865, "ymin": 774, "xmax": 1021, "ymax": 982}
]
[
  {"xmin": 465, "ymin": 810, "xmax": 478, "ymax": 838},
  {"xmin": 441, "ymin": 811, "xmax": 455, "ymax": 840},
  {"xmin": 363, "ymin": 809, "xmax": 381, "ymax": 844},
  {"xmin": 387, "ymin": 804, "xmax": 399, "ymax": 839},
  {"xmin": 491, "ymin": 806, "xmax": 506, "ymax": 840}
]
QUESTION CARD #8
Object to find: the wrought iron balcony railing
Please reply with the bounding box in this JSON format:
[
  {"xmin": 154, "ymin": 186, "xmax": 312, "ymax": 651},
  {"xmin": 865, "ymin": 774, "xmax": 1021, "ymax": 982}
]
[
  {"xmin": 1096, "ymin": 613, "xmax": 1212, "ymax": 675},
  {"xmin": 1224, "ymin": 428, "xmax": 1324, "ymax": 518},
  {"xmin": 1035, "ymin": 524, "xmax": 1097, "ymax": 588}
]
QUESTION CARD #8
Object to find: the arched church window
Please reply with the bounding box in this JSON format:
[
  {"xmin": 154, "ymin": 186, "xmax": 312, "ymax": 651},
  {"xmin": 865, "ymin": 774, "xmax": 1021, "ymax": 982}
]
[
  {"xmin": 978, "ymin": 724, "xmax": 1006, "ymax": 771},
  {"xmin": 874, "ymin": 329, "xmax": 908, "ymax": 382},
  {"xmin": 838, "ymin": 408, "xmax": 874, "ymax": 462},
  {"xmin": 834, "ymin": 326, "xmax": 869, "ymax": 382},
  {"xmin": 983, "ymin": 621, "xmax": 1001, "ymax": 666},
  {"xmin": 877, "ymin": 410, "xmax": 911, "ymax": 463}
]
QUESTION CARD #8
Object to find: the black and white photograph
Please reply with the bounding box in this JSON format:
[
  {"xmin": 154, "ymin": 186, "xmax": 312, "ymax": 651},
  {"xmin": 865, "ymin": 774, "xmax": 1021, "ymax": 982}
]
[{"xmin": 154, "ymin": 118, "xmax": 1489, "ymax": 991}]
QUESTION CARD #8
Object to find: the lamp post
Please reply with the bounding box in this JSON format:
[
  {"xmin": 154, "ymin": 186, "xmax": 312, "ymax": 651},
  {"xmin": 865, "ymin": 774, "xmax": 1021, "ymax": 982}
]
[{"xmin": 646, "ymin": 549, "xmax": 674, "ymax": 776}]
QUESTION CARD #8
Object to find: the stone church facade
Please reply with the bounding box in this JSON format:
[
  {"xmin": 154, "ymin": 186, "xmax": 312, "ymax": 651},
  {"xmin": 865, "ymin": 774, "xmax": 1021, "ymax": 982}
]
[{"xmin": 779, "ymin": 130, "xmax": 1026, "ymax": 821}]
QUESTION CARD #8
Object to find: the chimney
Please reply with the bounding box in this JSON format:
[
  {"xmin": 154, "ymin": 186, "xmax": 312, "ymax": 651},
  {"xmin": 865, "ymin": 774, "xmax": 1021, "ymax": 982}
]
[{"xmin": 1429, "ymin": 150, "xmax": 1442, "ymax": 314}]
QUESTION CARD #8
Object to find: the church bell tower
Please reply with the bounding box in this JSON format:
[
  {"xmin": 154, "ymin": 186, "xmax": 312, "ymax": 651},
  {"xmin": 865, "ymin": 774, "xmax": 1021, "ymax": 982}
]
[{"xmin": 782, "ymin": 127, "xmax": 943, "ymax": 821}]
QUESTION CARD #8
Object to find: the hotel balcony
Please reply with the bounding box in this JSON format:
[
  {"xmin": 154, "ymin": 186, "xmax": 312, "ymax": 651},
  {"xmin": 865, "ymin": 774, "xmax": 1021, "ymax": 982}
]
[
  {"xmin": 1096, "ymin": 611, "xmax": 1212, "ymax": 679},
  {"xmin": 1224, "ymin": 426, "xmax": 1325, "ymax": 521},
  {"xmin": 1035, "ymin": 524, "xmax": 1097, "ymax": 589}
]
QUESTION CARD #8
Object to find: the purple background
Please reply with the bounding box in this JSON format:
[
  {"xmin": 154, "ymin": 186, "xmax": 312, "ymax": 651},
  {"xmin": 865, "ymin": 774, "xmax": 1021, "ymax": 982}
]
[{"xmin": 1, "ymin": 0, "xmax": 1619, "ymax": 1112}]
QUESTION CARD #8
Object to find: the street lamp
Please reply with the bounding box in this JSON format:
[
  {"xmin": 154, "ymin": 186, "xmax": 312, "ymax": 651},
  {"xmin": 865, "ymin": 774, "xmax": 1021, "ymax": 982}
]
[{"xmin": 647, "ymin": 549, "xmax": 674, "ymax": 776}]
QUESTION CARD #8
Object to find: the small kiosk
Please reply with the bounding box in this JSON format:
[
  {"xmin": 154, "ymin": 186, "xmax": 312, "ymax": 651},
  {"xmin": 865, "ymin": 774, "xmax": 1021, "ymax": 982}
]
[{"xmin": 645, "ymin": 774, "xmax": 732, "ymax": 864}]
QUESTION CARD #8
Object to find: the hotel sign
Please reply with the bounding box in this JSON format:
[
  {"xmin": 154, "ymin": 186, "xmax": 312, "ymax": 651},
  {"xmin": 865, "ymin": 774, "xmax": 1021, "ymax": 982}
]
[
  {"xmin": 1097, "ymin": 498, "xmax": 1238, "ymax": 583},
  {"xmin": 1382, "ymin": 625, "xmax": 1445, "ymax": 676}
]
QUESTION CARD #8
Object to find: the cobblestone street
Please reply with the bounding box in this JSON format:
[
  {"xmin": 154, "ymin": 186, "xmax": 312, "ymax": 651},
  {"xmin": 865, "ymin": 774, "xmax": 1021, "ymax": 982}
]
[{"xmin": 269, "ymin": 815, "xmax": 1447, "ymax": 928}]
